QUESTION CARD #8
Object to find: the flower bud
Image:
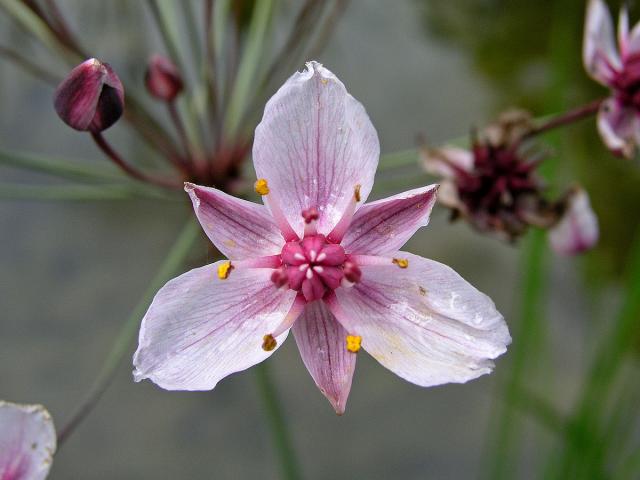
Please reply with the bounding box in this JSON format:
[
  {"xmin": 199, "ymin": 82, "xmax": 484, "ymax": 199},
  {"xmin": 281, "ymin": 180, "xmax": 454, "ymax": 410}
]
[
  {"xmin": 54, "ymin": 58, "xmax": 124, "ymax": 132},
  {"xmin": 144, "ymin": 54, "xmax": 183, "ymax": 101},
  {"xmin": 548, "ymin": 187, "xmax": 599, "ymax": 256}
]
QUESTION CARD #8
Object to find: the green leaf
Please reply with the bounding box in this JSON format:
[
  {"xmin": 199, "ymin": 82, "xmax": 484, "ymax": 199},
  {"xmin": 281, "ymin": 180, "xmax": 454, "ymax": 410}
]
[{"xmin": 0, "ymin": 149, "xmax": 125, "ymax": 182}]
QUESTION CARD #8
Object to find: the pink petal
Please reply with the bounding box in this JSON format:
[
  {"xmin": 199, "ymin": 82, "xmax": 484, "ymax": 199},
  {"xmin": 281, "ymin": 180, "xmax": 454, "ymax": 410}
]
[
  {"xmin": 548, "ymin": 188, "xmax": 599, "ymax": 256},
  {"xmin": 133, "ymin": 263, "xmax": 297, "ymax": 390},
  {"xmin": 185, "ymin": 183, "xmax": 284, "ymax": 259},
  {"xmin": 334, "ymin": 253, "xmax": 510, "ymax": 387},
  {"xmin": 583, "ymin": 0, "xmax": 621, "ymax": 84},
  {"xmin": 597, "ymin": 98, "xmax": 640, "ymax": 158},
  {"xmin": 253, "ymin": 61, "xmax": 379, "ymax": 237},
  {"xmin": 0, "ymin": 401, "xmax": 55, "ymax": 480},
  {"xmin": 292, "ymin": 301, "xmax": 356, "ymax": 414},
  {"xmin": 420, "ymin": 146, "xmax": 474, "ymax": 178},
  {"xmin": 618, "ymin": 6, "xmax": 630, "ymax": 56},
  {"xmin": 341, "ymin": 185, "xmax": 438, "ymax": 255}
]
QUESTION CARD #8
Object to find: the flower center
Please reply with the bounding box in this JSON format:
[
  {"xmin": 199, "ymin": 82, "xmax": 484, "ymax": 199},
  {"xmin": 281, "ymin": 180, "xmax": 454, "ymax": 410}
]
[
  {"xmin": 272, "ymin": 234, "xmax": 360, "ymax": 302},
  {"xmin": 614, "ymin": 54, "xmax": 640, "ymax": 108}
]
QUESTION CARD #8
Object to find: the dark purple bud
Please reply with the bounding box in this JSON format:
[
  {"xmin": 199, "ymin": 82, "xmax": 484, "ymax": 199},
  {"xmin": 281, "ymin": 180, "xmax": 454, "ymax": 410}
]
[
  {"xmin": 54, "ymin": 58, "xmax": 124, "ymax": 132},
  {"xmin": 144, "ymin": 54, "xmax": 183, "ymax": 102}
]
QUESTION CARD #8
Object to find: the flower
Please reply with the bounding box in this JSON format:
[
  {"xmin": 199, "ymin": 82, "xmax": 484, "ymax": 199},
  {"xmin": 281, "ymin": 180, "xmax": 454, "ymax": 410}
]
[
  {"xmin": 53, "ymin": 58, "xmax": 124, "ymax": 132},
  {"xmin": 584, "ymin": 0, "xmax": 640, "ymax": 158},
  {"xmin": 548, "ymin": 187, "xmax": 599, "ymax": 255},
  {"xmin": 133, "ymin": 62, "xmax": 511, "ymax": 414},
  {"xmin": 0, "ymin": 401, "xmax": 56, "ymax": 480},
  {"xmin": 422, "ymin": 110, "xmax": 548, "ymax": 240},
  {"xmin": 421, "ymin": 110, "xmax": 599, "ymax": 255},
  {"xmin": 144, "ymin": 54, "xmax": 183, "ymax": 102}
]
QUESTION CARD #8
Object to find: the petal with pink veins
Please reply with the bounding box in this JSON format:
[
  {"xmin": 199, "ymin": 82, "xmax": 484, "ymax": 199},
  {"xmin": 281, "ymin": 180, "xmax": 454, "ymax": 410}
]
[
  {"xmin": 583, "ymin": 0, "xmax": 621, "ymax": 85},
  {"xmin": 253, "ymin": 61, "xmax": 379, "ymax": 237},
  {"xmin": 597, "ymin": 98, "xmax": 640, "ymax": 158},
  {"xmin": 133, "ymin": 263, "xmax": 297, "ymax": 390},
  {"xmin": 0, "ymin": 401, "xmax": 56, "ymax": 480},
  {"xmin": 293, "ymin": 301, "xmax": 356, "ymax": 415},
  {"xmin": 341, "ymin": 185, "xmax": 439, "ymax": 255},
  {"xmin": 334, "ymin": 253, "xmax": 510, "ymax": 387},
  {"xmin": 548, "ymin": 188, "xmax": 599, "ymax": 256},
  {"xmin": 185, "ymin": 183, "xmax": 284, "ymax": 259}
]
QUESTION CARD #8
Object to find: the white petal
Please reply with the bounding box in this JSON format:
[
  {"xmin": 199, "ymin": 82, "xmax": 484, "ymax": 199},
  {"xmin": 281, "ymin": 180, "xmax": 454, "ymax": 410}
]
[
  {"xmin": 548, "ymin": 188, "xmax": 599, "ymax": 255},
  {"xmin": 133, "ymin": 263, "xmax": 297, "ymax": 390},
  {"xmin": 335, "ymin": 253, "xmax": 510, "ymax": 387},
  {"xmin": 0, "ymin": 401, "xmax": 56, "ymax": 480},
  {"xmin": 583, "ymin": 0, "xmax": 621, "ymax": 84},
  {"xmin": 253, "ymin": 61, "xmax": 379, "ymax": 237}
]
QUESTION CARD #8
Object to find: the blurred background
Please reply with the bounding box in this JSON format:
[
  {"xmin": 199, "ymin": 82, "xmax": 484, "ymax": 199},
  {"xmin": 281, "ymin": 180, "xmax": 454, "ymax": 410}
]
[{"xmin": 1, "ymin": 0, "xmax": 639, "ymax": 478}]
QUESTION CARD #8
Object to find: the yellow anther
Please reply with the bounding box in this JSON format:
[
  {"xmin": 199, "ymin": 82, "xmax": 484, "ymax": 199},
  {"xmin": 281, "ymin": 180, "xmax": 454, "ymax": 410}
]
[
  {"xmin": 254, "ymin": 178, "xmax": 270, "ymax": 195},
  {"xmin": 354, "ymin": 184, "xmax": 361, "ymax": 202},
  {"xmin": 392, "ymin": 258, "xmax": 409, "ymax": 269},
  {"xmin": 262, "ymin": 334, "xmax": 277, "ymax": 351},
  {"xmin": 346, "ymin": 335, "xmax": 362, "ymax": 353},
  {"xmin": 217, "ymin": 261, "xmax": 234, "ymax": 280}
]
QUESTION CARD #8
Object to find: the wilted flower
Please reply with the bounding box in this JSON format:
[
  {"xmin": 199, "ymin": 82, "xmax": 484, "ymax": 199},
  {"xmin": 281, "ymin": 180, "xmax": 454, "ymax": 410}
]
[
  {"xmin": 54, "ymin": 58, "xmax": 124, "ymax": 132},
  {"xmin": 548, "ymin": 187, "xmax": 599, "ymax": 255},
  {"xmin": 0, "ymin": 401, "xmax": 56, "ymax": 480},
  {"xmin": 422, "ymin": 110, "xmax": 548, "ymax": 240},
  {"xmin": 144, "ymin": 54, "xmax": 183, "ymax": 102},
  {"xmin": 422, "ymin": 110, "xmax": 599, "ymax": 255},
  {"xmin": 133, "ymin": 62, "xmax": 510, "ymax": 414},
  {"xmin": 584, "ymin": 0, "xmax": 640, "ymax": 158}
]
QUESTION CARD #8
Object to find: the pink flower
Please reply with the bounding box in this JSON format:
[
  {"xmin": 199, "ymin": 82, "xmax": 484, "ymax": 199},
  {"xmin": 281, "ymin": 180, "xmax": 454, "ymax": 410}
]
[
  {"xmin": 548, "ymin": 187, "xmax": 599, "ymax": 255},
  {"xmin": 0, "ymin": 401, "xmax": 56, "ymax": 480},
  {"xmin": 584, "ymin": 0, "xmax": 640, "ymax": 158},
  {"xmin": 133, "ymin": 62, "xmax": 511, "ymax": 414}
]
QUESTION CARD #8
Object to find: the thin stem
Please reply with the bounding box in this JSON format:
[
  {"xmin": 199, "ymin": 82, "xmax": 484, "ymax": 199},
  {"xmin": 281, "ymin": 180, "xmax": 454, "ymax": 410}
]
[
  {"xmin": 0, "ymin": 44, "xmax": 59, "ymax": 85},
  {"xmin": 525, "ymin": 98, "xmax": 603, "ymax": 139},
  {"xmin": 56, "ymin": 218, "xmax": 200, "ymax": 446},
  {"xmin": 90, "ymin": 132, "xmax": 181, "ymax": 190},
  {"xmin": 557, "ymin": 227, "xmax": 640, "ymax": 477},
  {"xmin": 485, "ymin": 229, "xmax": 548, "ymax": 480},
  {"xmin": 254, "ymin": 362, "xmax": 302, "ymax": 480},
  {"xmin": 167, "ymin": 101, "xmax": 197, "ymax": 170}
]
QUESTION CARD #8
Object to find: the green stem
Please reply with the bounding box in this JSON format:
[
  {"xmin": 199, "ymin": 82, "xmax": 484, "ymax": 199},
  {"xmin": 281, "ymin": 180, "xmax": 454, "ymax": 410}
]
[
  {"xmin": 56, "ymin": 218, "xmax": 200, "ymax": 447},
  {"xmin": 0, "ymin": 183, "xmax": 171, "ymax": 201},
  {"xmin": 558, "ymin": 228, "xmax": 640, "ymax": 477},
  {"xmin": 254, "ymin": 362, "xmax": 302, "ymax": 480},
  {"xmin": 485, "ymin": 229, "xmax": 548, "ymax": 479}
]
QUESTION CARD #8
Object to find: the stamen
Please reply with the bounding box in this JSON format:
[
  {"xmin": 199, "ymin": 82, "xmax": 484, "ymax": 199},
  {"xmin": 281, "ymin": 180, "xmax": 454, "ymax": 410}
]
[
  {"xmin": 302, "ymin": 207, "xmax": 319, "ymax": 236},
  {"xmin": 316, "ymin": 252, "xmax": 327, "ymax": 262},
  {"xmin": 309, "ymin": 250, "xmax": 317, "ymax": 262},
  {"xmin": 217, "ymin": 261, "xmax": 234, "ymax": 279},
  {"xmin": 269, "ymin": 293, "xmax": 306, "ymax": 338},
  {"xmin": 392, "ymin": 258, "xmax": 409, "ymax": 268},
  {"xmin": 327, "ymin": 184, "xmax": 362, "ymax": 243},
  {"xmin": 343, "ymin": 261, "xmax": 362, "ymax": 283},
  {"xmin": 254, "ymin": 178, "xmax": 270, "ymax": 195},
  {"xmin": 305, "ymin": 268, "xmax": 313, "ymax": 280},
  {"xmin": 262, "ymin": 334, "xmax": 277, "ymax": 351},
  {"xmin": 255, "ymin": 178, "xmax": 299, "ymax": 242},
  {"xmin": 346, "ymin": 335, "xmax": 362, "ymax": 353},
  {"xmin": 313, "ymin": 266, "xmax": 324, "ymax": 273},
  {"xmin": 294, "ymin": 253, "xmax": 305, "ymax": 261},
  {"xmin": 271, "ymin": 268, "xmax": 288, "ymax": 288}
]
